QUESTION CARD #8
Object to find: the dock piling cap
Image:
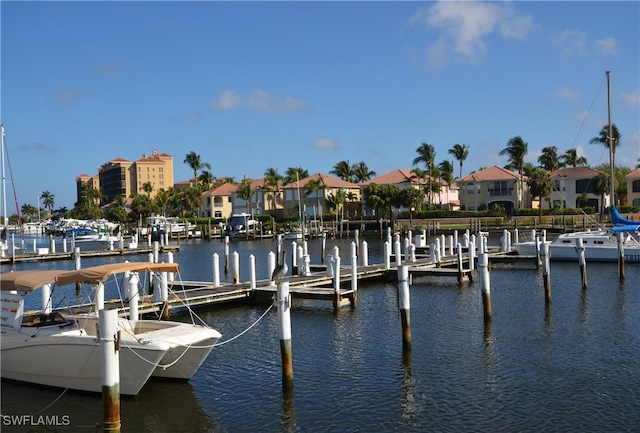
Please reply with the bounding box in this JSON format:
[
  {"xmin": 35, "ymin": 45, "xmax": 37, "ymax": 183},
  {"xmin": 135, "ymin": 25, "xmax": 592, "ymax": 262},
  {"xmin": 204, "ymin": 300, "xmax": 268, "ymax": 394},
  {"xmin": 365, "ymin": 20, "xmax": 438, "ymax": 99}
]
[{"xmin": 56, "ymin": 262, "xmax": 180, "ymax": 286}]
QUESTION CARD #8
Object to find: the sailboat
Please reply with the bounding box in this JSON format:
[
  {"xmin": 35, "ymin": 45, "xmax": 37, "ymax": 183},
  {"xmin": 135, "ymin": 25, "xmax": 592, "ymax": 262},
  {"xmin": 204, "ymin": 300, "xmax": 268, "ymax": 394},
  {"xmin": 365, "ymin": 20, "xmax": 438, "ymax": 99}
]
[{"xmin": 512, "ymin": 71, "xmax": 640, "ymax": 262}]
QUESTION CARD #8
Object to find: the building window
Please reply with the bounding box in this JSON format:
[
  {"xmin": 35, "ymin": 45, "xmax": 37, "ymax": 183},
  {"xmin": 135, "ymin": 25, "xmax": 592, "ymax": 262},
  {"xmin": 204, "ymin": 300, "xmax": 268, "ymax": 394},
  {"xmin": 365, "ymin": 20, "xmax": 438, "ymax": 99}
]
[
  {"xmin": 632, "ymin": 179, "xmax": 640, "ymax": 193},
  {"xmin": 466, "ymin": 183, "xmax": 475, "ymax": 194},
  {"xmin": 214, "ymin": 211, "xmax": 222, "ymax": 218},
  {"xmin": 488, "ymin": 181, "xmax": 513, "ymax": 197}
]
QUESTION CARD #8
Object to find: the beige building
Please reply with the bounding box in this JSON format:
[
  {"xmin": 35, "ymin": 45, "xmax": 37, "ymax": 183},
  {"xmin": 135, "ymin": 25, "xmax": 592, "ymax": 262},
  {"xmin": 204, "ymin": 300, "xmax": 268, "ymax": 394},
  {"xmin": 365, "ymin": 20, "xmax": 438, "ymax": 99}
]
[
  {"xmin": 549, "ymin": 166, "xmax": 607, "ymax": 210},
  {"xmin": 365, "ymin": 169, "xmax": 459, "ymax": 211},
  {"xmin": 76, "ymin": 150, "xmax": 174, "ymax": 206},
  {"xmin": 282, "ymin": 173, "xmax": 362, "ymax": 220},
  {"xmin": 458, "ymin": 165, "xmax": 530, "ymax": 212},
  {"xmin": 627, "ymin": 169, "xmax": 640, "ymax": 206},
  {"xmin": 201, "ymin": 182, "xmax": 237, "ymax": 219}
]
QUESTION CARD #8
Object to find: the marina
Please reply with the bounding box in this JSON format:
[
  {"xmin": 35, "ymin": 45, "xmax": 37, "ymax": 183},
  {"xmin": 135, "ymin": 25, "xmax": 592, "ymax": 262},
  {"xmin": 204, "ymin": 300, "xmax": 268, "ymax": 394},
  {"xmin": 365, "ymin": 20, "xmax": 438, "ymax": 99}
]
[{"xmin": 1, "ymin": 233, "xmax": 638, "ymax": 432}]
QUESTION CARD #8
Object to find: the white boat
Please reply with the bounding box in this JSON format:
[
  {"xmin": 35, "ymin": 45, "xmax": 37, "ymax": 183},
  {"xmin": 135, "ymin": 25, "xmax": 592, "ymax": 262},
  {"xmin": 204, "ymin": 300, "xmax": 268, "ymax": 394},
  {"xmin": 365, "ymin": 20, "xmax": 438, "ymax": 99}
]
[
  {"xmin": 64, "ymin": 227, "xmax": 118, "ymax": 243},
  {"xmin": 141, "ymin": 216, "xmax": 196, "ymax": 236},
  {"xmin": 225, "ymin": 213, "xmax": 259, "ymax": 237},
  {"xmin": 54, "ymin": 262, "xmax": 222, "ymax": 380},
  {"xmin": 511, "ymin": 226, "xmax": 640, "ymax": 262},
  {"xmin": 0, "ymin": 269, "xmax": 169, "ymax": 395},
  {"xmin": 283, "ymin": 227, "xmax": 304, "ymax": 240}
]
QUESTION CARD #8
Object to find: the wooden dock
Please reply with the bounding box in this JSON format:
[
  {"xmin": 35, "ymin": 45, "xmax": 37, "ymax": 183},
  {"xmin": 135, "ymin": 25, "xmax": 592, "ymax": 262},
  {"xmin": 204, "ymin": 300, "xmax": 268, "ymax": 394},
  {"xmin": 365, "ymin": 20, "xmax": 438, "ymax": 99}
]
[
  {"xmin": 54, "ymin": 247, "xmax": 527, "ymax": 317},
  {"xmin": 1, "ymin": 245, "xmax": 180, "ymax": 265}
]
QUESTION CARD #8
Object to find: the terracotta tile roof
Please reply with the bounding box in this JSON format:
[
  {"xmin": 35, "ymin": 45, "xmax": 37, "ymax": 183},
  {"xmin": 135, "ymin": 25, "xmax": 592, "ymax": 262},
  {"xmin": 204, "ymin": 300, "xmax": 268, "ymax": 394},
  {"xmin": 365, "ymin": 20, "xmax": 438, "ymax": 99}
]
[
  {"xmin": 459, "ymin": 165, "xmax": 523, "ymax": 182},
  {"xmin": 203, "ymin": 182, "xmax": 238, "ymax": 195},
  {"xmin": 364, "ymin": 169, "xmax": 444, "ymax": 186},
  {"xmin": 550, "ymin": 166, "xmax": 600, "ymax": 179},
  {"xmin": 285, "ymin": 173, "xmax": 360, "ymax": 189},
  {"xmin": 625, "ymin": 169, "xmax": 640, "ymax": 179}
]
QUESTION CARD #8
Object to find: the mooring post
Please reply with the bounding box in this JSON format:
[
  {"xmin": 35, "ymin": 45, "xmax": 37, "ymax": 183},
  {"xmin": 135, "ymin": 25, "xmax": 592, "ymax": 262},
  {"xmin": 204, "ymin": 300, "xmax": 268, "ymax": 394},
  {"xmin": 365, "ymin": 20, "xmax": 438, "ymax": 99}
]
[
  {"xmin": 479, "ymin": 253, "xmax": 492, "ymax": 321},
  {"xmin": 249, "ymin": 254, "xmax": 256, "ymax": 290},
  {"xmin": 469, "ymin": 234, "xmax": 476, "ymax": 274},
  {"xmin": 384, "ymin": 241, "xmax": 391, "ymax": 270},
  {"xmin": 166, "ymin": 252, "xmax": 175, "ymax": 283},
  {"xmin": 297, "ymin": 245, "xmax": 304, "ymax": 276},
  {"xmin": 224, "ymin": 237, "xmax": 230, "ymax": 274},
  {"xmin": 395, "ymin": 239, "xmax": 402, "ymax": 267},
  {"xmin": 99, "ymin": 308, "xmax": 121, "ymax": 433},
  {"xmin": 350, "ymin": 242, "xmax": 358, "ymax": 306},
  {"xmin": 268, "ymin": 251, "xmax": 276, "ymax": 286},
  {"xmin": 506, "ymin": 230, "xmax": 512, "ymax": 253},
  {"xmin": 440, "ymin": 234, "xmax": 446, "ymax": 256},
  {"xmin": 290, "ymin": 241, "xmax": 298, "ymax": 276},
  {"xmin": 42, "ymin": 283, "xmax": 52, "ymax": 314},
  {"xmin": 514, "ymin": 228, "xmax": 519, "ymax": 244},
  {"xmin": 535, "ymin": 237, "xmax": 541, "ymax": 269},
  {"xmin": 232, "ymin": 251, "xmax": 239, "ymax": 284},
  {"xmin": 153, "ymin": 241, "xmax": 159, "ymax": 264},
  {"xmin": 212, "ymin": 253, "xmax": 221, "ymax": 287},
  {"xmin": 333, "ymin": 253, "xmax": 342, "ymax": 309},
  {"xmin": 457, "ymin": 243, "xmax": 465, "ymax": 283},
  {"xmin": 575, "ymin": 238, "xmax": 587, "ymax": 290},
  {"xmin": 126, "ymin": 272, "xmax": 139, "ymax": 320},
  {"xmin": 160, "ymin": 271, "xmax": 170, "ymax": 319},
  {"xmin": 321, "ymin": 232, "xmax": 326, "ymax": 263},
  {"xmin": 617, "ymin": 232, "xmax": 626, "ymax": 280},
  {"xmin": 448, "ymin": 234, "xmax": 454, "ymax": 255},
  {"xmin": 397, "ymin": 265, "xmax": 412, "ymax": 352},
  {"xmin": 435, "ymin": 237, "xmax": 442, "ymax": 266},
  {"xmin": 277, "ymin": 281, "xmax": 294, "ymax": 391},
  {"xmin": 361, "ymin": 240, "xmax": 368, "ymax": 266},
  {"xmin": 542, "ymin": 242, "xmax": 551, "ymax": 303},
  {"xmin": 430, "ymin": 242, "xmax": 437, "ymax": 263}
]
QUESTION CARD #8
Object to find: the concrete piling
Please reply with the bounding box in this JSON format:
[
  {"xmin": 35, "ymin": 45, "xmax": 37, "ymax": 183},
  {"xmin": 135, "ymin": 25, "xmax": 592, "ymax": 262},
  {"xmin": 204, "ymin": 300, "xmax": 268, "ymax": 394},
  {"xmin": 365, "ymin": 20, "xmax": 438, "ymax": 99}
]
[
  {"xmin": 575, "ymin": 238, "xmax": 588, "ymax": 290},
  {"xmin": 277, "ymin": 281, "xmax": 294, "ymax": 391},
  {"xmin": 479, "ymin": 253, "xmax": 492, "ymax": 322},
  {"xmin": 99, "ymin": 308, "xmax": 121, "ymax": 433},
  {"xmin": 397, "ymin": 265, "xmax": 412, "ymax": 353}
]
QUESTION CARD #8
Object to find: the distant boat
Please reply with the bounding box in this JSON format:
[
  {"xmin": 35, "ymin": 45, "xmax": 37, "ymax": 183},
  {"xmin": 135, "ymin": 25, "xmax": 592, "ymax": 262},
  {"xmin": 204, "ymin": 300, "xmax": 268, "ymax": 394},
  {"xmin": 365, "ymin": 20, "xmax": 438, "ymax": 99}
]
[
  {"xmin": 283, "ymin": 227, "xmax": 304, "ymax": 240},
  {"xmin": 225, "ymin": 213, "xmax": 259, "ymax": 238},
  {"xmin": 141, "ymin": 215, "xmax": 196, "ymax": 237},
  {"xmin": 63, "ymin": 227, "xmax": 118, "ymax": 243}
]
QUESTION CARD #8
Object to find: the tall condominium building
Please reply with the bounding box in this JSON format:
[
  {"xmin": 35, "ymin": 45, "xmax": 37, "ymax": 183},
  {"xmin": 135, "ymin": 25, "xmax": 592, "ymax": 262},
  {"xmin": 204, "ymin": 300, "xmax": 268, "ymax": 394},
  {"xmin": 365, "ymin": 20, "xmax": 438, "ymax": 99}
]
[{"xmin": 76, "ymin": 150, "xmax": 174, "ymax": 206}]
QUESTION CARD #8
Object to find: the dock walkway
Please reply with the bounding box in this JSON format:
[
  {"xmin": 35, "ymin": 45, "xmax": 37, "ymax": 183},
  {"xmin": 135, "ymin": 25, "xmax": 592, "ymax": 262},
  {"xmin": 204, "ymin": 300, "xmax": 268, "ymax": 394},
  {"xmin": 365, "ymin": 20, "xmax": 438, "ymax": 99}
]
[{"xmin": 57, "ymin": 247, "xmax": 527, "ymax": 317}]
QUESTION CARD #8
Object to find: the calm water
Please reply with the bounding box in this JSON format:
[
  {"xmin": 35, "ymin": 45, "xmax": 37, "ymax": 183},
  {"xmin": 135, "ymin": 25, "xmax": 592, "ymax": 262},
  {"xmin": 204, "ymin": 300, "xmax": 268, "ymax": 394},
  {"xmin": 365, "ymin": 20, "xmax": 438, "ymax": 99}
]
[{"xmin": 1, "ymin": 235, "xmax": 639, "ymax": 432}]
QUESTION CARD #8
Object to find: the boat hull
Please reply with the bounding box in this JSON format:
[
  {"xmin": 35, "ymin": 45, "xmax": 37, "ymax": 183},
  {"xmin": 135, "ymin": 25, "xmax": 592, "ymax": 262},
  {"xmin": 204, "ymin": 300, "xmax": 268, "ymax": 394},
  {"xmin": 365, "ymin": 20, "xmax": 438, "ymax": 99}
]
[{"xmin": 1, "ymin": 326, "xmax": 167, "ymax": 395}]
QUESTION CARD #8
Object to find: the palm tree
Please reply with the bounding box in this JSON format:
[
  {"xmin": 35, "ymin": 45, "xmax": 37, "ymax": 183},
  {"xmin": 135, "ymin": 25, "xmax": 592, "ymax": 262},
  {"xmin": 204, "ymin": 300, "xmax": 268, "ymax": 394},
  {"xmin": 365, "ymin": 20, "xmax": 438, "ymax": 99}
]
[
  {"xmin": 413, "ymin": 143, "xmax": 437, "ymax": 208},
  {"xmin": 40, "ymin": 191, "xmax": 55, "ymax": 217},
  {"xmin": 237, "ymin": 177, "xmax": 254, "ymax": 214},
  {"xmin": 448, "ymin": 143, "xmax": 469, "ymax": 179},
  {"xmin": 184, "ymin": 151, "xmax": 211, "ymax": 186},
  {"xmin": 284, "ymin": 167, "xmax": 309, "ymax": 184},
  {"xmin": 538, "ymin": 146, "xmax": 562, "ymax": 171},
  {"xmin": 593, "ymin": 170, "xmax": 611, "ymax": 217},
  {"xmin": 142, "ymin": 181, "xmax": 154, "ymax": 197},
  {"xmin": 527, "ymin": 168, "xmax": 553, "ymax": 218},
  {"xmin": 352, "ymin": 161, "xmax": 376, "ymax": 182},
  {"xmin": 154, "ymin": 188, "xmax": 171, "ymax": 216},
  {"xmin": 590, "ymin": 123, "xmax": 621, "ymax": 153},
  {"xmin": 560, "ymin": 148, "xmax": 588, "ymax": 167},
  {"xmin": 500, "ymin": 136, "xmax": 528, "ymax": 209},
  {"xmin": 330, "ymin": 160, "xmax": 355, "ymax": 182},
  {"xmin": 264, "ymin": 167, "xmax": 284, "ymax": 212},
  {"xmin": 198, "ymin": 170, "xmax": 215, "ymax": 190}
]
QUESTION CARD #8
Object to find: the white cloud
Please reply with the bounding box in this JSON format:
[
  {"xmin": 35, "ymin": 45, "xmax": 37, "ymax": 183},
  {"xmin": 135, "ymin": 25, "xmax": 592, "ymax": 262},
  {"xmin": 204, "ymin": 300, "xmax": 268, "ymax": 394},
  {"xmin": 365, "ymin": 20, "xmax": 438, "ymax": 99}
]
[
  {"xmin": 595, "ymin": 37, "xmax": 618, "ymax": 57},
  {"xmin": 552, "ymin": 29, "xmax": 588, "ymax": 58},
  {"xmin": 411, "ymin": 1, "xmax": 533, "ymax": 68},
  {"xmin": 556, "ymin": 86, "xmax": 581, "ymax": 102},
  {"xmin": 209, "ymin": 89, "xmax": 308, "ymax": 113},
  {"xmin": 312, "ymin": 138, "xmax": 340, "ymax": 151}
]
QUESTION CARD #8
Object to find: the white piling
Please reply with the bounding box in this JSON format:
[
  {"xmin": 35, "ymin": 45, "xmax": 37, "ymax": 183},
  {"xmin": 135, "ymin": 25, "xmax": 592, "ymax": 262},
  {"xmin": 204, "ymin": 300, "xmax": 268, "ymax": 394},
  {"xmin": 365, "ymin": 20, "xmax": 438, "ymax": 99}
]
[
  {"xmin": 541, "ymin": 242, "xmax": 551, "ymax": 302},
  {"xmin": 232, "ymin": 251, "xmax": 240, "ymax": 284},
  {"xmin": 297, "ymin": 245, "xmax": 304, "ymax": 276},
  {"xmin": 126, "ymin": 272, "xmax": 140, "ymax": 320},
  {"xmin": 291, "ymin": 241, "xmax": 298, "ymax": 275},
  {"xmin": 361, "ymin": 240, "xmax": 369, "ymax": 267},
  {"xmin": 575, "ymin": 238, "xmax": 587, "ymax": 290},
  {"xmin": 212, "ymin": 253, "xmax": 221, "ymax": 287},
  {"xmin": 249, "ymin": 254, "xmax": 256, "ymax": 290},
  {"xmin": 277, "ymin": 281, "xmax": 294, "ymax": 391},
  {"xmin": 384, "ymin": 241, "xmax": 391, "ymax": 270},
  {"xmin": 269, "ymin": 251, "xmax": 277, "ymax": 286},
  {"xmin": 514, "ymin": 228, "xmax": 519, "ymax": 244},
  {"xmin": 95, "ymin": 282, "xmax": 105, "ymax": 315},
  {"xmin": 479, "ymin": 253, "xmax": 492, "ymax": 322},
  {"xmin": 397, "ymin": 265, "xmax": 412, "ymax": 352},
  {"xmin": 395, "ymin": 239, "xmax": 402, "ymax": 266},
  {"xmin": 98, "ymin": 308, "xmax": 121, "ymax": 432},
  {"xmin": 351, "ymin": 242, "xmax": 358, "ymax": 293},
  {"xmin": 333, "ymin": 254, "xmax": 341, "ymax": 295},
  {"xmin": 617, "ymin": 232, "xmax": 626, "ymax": 280}
]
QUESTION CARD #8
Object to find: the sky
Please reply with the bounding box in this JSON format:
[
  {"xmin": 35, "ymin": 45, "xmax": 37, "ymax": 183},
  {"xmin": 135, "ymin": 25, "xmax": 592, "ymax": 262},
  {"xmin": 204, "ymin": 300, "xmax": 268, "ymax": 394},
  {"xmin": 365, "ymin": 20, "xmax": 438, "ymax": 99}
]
[{"xmin": 1, "ymin": 1, "xmax": 639, "ymax": 212}]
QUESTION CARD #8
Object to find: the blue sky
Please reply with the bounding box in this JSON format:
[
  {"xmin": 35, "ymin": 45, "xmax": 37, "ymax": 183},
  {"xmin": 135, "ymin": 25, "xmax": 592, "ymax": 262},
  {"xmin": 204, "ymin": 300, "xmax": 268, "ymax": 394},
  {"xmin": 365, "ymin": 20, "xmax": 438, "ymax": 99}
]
[{"xmin": 1, "ymin": 1, "xmax": 639, "ymax": 211}]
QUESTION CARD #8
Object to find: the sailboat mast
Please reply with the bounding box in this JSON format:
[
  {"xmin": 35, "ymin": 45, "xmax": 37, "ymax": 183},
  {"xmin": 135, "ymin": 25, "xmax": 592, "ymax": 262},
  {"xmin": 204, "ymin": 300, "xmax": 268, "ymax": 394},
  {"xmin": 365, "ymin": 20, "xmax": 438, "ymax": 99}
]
[
  {"xmin": 606, "ymin": 70, "xmax": 615, "ymax": 208},
  {"xmin": 1, "ymin": 125, "xmax": 8, "ymax": 227}
]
